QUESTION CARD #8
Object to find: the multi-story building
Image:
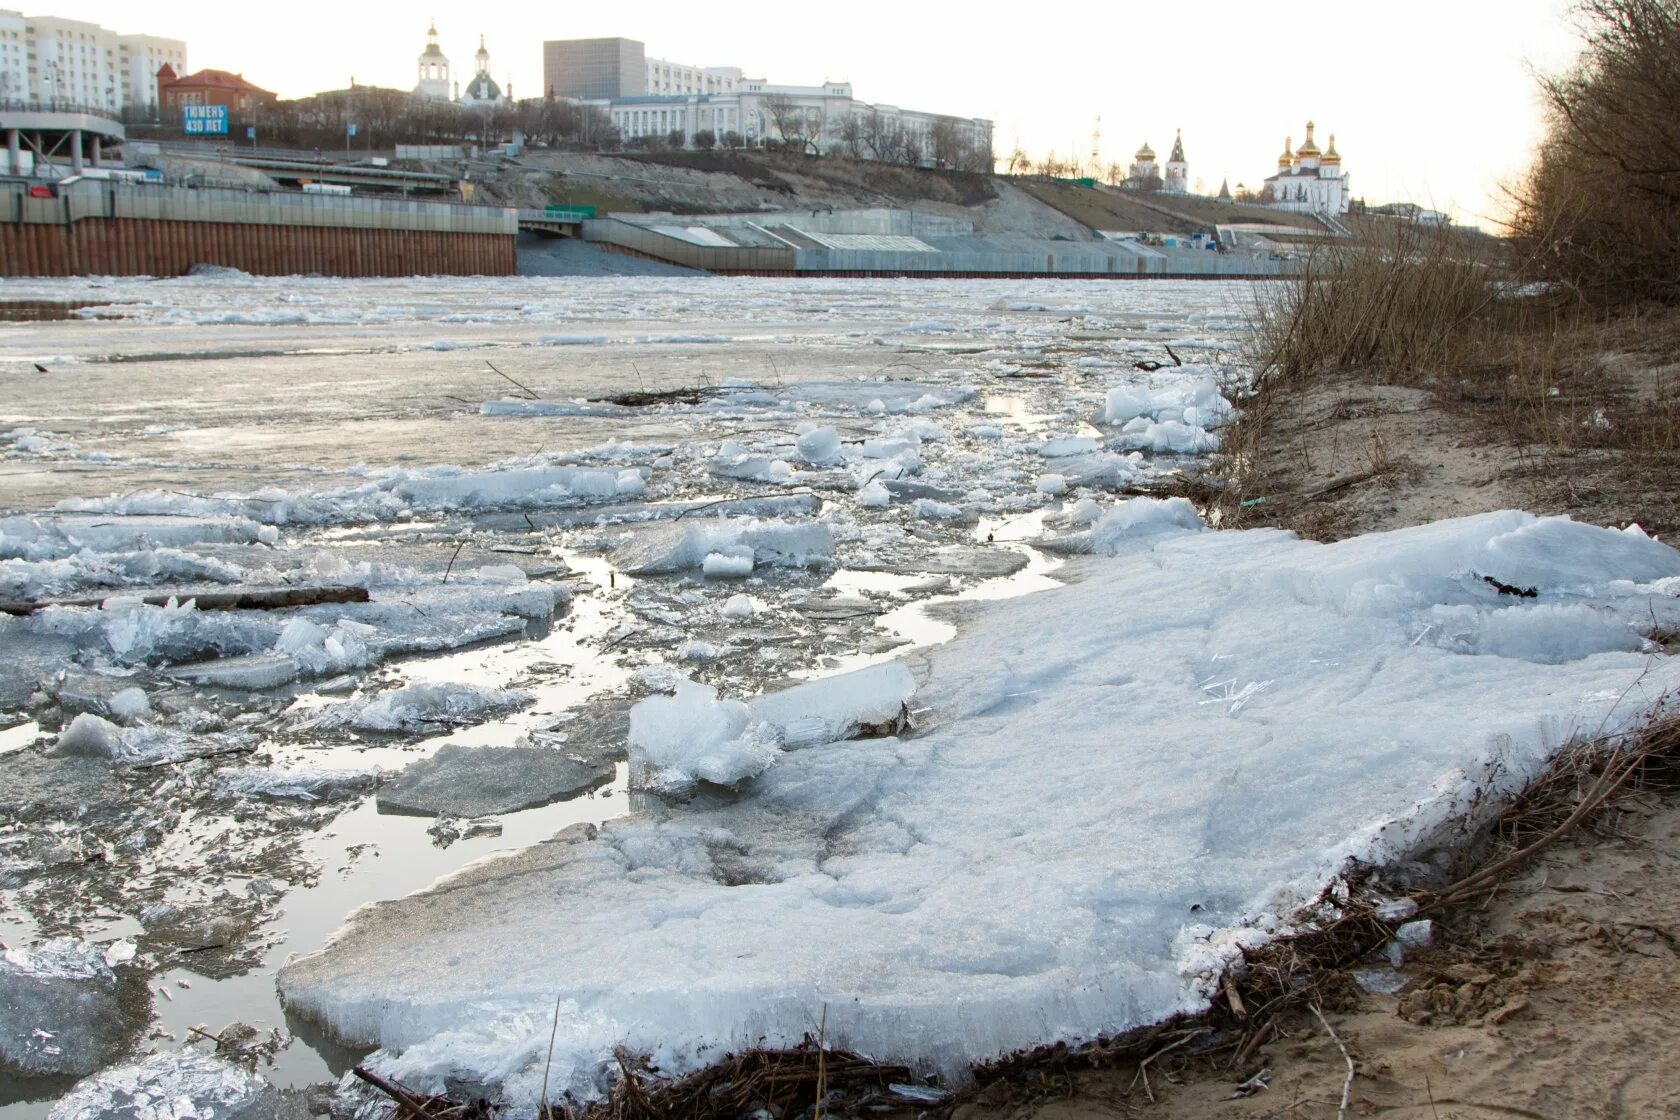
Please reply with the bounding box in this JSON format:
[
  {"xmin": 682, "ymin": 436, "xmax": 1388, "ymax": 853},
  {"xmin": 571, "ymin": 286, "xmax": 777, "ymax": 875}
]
[
  {"xmin": 0, "ymin": 11, "xmax": 183, "ymax": 116},
  {"xmin": 543, "ymin": 37, "xmax": 646, "ymax": 100},
  {"xmin": 546, "ymin": 37, "xmax": 992, "ymax": 169},
  {"xmin": 23, "ymin": 14, "xmax": 120, "ymax": 111},
  {"xmin": 119, "ymin": 33, "xmax": 187, "ymax": 118},
  {"xmin": 0, "ymin": 10, "xmax": 26, "ymax": 102}
]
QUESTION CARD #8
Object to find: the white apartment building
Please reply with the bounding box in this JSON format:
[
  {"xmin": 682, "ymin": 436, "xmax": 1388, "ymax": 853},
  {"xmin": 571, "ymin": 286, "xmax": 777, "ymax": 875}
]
[
  {"xmin": 597, "ymin": 78, "xmax": 991, "ymax": 168},
  {"xmin": 645, "ymin": 57, "xmax": 741, "ymax": 97},
  {"xmin": 0, "ymin": 11, "xmax": 184, "ymax": 115},
  {"xmin": 118, "ymin": 33, "xmax": 187, "ymax": 117},
  {"xmin": 0, "ymin": 10, "xmax": 27, "ymax": 101}
]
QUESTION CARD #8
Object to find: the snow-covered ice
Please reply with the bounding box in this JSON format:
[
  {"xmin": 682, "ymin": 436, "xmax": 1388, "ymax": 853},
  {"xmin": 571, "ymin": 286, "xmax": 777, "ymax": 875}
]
[{"xmin": 278, "ymin": 509, "xmax": 1680, "ymax": 1105}]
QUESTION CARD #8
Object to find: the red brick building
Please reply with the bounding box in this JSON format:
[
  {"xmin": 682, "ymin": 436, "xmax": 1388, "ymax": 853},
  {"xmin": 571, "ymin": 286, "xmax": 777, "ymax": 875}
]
[{"xmin": 157, "ymin": 67, "xmax": 278, "ymax": 115}]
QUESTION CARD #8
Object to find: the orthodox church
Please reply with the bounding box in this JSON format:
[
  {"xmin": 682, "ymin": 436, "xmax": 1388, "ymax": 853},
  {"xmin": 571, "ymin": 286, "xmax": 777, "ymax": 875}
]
[
  {"xmin": 1264, "ymin": 121, "xmax": 1349, "ymax": 215},
  {"xmin": 1124, "ymin": 130, "xmax": 1188, "ymax": 194},
  {"xmin": 459, "ymin": 37, "xmax": 509, "ymax": 107},
  {"xmin": 414, "ymin": 23, "xmax": 451, "ymax": 100},
  {"xmin": 413, "ymin": 24, "xmax": 509, "ymax": 107}
]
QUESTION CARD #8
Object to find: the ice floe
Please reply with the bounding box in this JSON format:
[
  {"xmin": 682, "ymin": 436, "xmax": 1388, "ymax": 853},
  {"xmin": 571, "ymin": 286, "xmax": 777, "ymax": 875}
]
[{"xmin": 278, "ymin": 509, "xmax": 1680, "ymax": 1107}]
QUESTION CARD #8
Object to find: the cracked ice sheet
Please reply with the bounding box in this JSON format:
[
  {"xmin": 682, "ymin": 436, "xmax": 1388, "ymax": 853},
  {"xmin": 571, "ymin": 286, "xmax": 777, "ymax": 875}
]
[{"xmin": 277, "ymin": 510, "xmax": 1680, "ymax": 1104}]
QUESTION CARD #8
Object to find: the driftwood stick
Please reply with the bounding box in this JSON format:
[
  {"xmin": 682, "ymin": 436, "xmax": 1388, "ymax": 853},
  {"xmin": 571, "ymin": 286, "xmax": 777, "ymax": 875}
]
[
  {"xmin": 353, "ymin": 1065, "xmax": 434, "ymax": 1120},
  {"xmin": 0, "ymin": 585, "xmax": 369, "ymax": 617},
  {"xmin": 486, "ymin": 360, "xmax": 539, "ymax": 399}
]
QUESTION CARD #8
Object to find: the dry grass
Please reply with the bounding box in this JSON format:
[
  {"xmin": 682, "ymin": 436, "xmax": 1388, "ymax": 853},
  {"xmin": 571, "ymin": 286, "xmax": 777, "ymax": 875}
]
[{"xmin": 1246, "ymin": 220, "xmax": 1507, "ymax": 385}]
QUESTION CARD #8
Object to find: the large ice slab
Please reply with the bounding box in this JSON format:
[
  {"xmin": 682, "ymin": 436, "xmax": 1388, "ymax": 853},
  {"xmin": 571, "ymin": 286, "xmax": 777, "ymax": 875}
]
[
  {"xmin": 49, "ymin": 1052, "xmax": 279, "ymax": 1120},
  {"xmin": 265, "ymin": 512, "xmax": 1680, "ymax": 1106},
  {"xmin": 0, "ymin": 939, "xmax": 138, "ymax": 1075},
  {"xmin": 378, "ymin": 744, "xmax": 614, "ymax": 817}
]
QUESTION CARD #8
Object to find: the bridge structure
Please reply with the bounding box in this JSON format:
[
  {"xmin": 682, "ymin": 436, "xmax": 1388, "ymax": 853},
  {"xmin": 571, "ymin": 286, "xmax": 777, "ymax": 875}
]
[
  {"xmin": 516, "ymin": 205, "xmax": 596, "ymax": 237},
  {"xmin": 0, "ymin": 102, "xmax": 125, "ymax": 178}
]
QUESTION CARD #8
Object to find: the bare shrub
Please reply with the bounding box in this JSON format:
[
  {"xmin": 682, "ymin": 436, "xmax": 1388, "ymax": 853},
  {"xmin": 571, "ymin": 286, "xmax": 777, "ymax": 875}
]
[
  {"xmin": 1509, "ymin": 0, "xmax": 1680, "ymax": 303},
  {"xmin": 1247, "ymin": 220, "xmax": 1503, "ymax": 382}
]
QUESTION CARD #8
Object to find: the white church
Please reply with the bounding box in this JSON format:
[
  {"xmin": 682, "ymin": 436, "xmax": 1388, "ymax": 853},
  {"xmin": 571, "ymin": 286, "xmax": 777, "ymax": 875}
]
[
  {"xmin": 1263, "ymin": 121, "xmax": 1349, "ymax": 215},
  {"xmin": 413, "ymin": 23, "xmax": 509, "ymax": 107},
  {"xmin": 1124, "ymin": 130, "xmax": 1189, "ymax": 194}
]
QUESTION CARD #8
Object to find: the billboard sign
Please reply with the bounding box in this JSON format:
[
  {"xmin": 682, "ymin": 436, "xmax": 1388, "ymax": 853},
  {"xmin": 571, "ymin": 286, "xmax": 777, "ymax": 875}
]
[{"xmin": 182, "ymin": 104, "xmax": 228, "ymax": 135}]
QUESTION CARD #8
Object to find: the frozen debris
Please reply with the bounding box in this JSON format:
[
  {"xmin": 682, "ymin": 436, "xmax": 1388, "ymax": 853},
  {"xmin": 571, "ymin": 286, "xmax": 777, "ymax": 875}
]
[
  {"xmin": 1111, "ymin": 419, "xmax": 1221, "ymax": 455},
  {"xmin": 274, "ymin": 618, "xmax": 376, "ymax": 676},
  {"xmin": 48, "ymin": 714, "xmax": 125, "ymax": 760},
  {"xmin": 426, "ymin": 816, "xmax": 503, "ymax": 849},
  {"xmin": 721, "ymin": 594, "xmax": 757, "ymax": 620},
  {"xmin": 1037, "ymin": 474, "xmax": 1069, "ymax": 496},
  {"xmin": 377, "ymin": 744, "xmax": 614, "ymax": 818},
  {"xmin": 0, "ymin": 939, "xmax": 133, "ymax": 1075},
  {"xmin": 1099, "ymin": 375, "xmax": 1234, "ymax": 428},
  {"xmin": 329, "ymin": 682, "xmax": 535, "ymax": 734},
  {"xmin": 1042, "ymin": 497, "xmax": 1206, "ymax": 554},
  {"xmin": 484, "ymin": 493, "xmax": 820, "ymax": 532},
  {"xmin": 794, "ymin": 426, "xmax": 843, "ymax": 466},
  {"xmin": 170, "ymin": 654, "xmax": 302, "ymax": 692},
  {"xmin": 278, "ymin": 511, "xmax": 1680, "ymax": 1099},
  {"xmin": 707, "ymin": 447, "xmax": 797, "ymax": 485},
  {"xmin": 747, "ymin": 662, "xmax": 916, "ymax": 748},
  {"xmin": 629, "ymin": 680, "xmax": 779, "ymax": 791},
  {"xmin": 106, "ymin": 687, "xmax": 151, "ymax": 723},
  {"xmin": 1036, "ymin": 435, "xmax": 1100, "ymax": 458},
  {"xmin": 855, "ymin": 481, "xmax": 891, "ymax": 508},
  {"xmin": 1353, "ymin": 967, "xmax": 1407, "ymax": 996},
  {"xmin": 55, "ymin": 459, "xmax": 648, "ymax": 527},
  {"xmin": 217, "ymin": 766, "xmax": 378, "ymax": 802},
  {"xmin": 48, "ymin": 716, "xmax": 249, "ymax": 767},
  {"xmin": 912, "ymin": 499, "xmax": 965, "ymax": 521},
  {"xmin": 614, "ymin": 519, "xmax": 835, "ymax": 576},
  {"xmin": 851, "ymin": 547, "xmax": 1029, "ymax": 579},
  {"xmin": 701, "ymin": 551, "xmax": 755, "ymax": 579},
  {"xmin": 676, "ymin": 639, "xmax": 727, "ymax": 662},
  {"xmin": 762, "ymin": 381, "xmax": 978, "ymax": 415},
  {"xmin": 2, "ymin": 514, "xmax": 273, "ymax": 561},
  {"xmin": 49, "ymin": 1052, "xmax": 276, "ymax": 1120},
  {"xmin": 1395, "ymin": 920, "xmax": 1435, "ymax": 951}
]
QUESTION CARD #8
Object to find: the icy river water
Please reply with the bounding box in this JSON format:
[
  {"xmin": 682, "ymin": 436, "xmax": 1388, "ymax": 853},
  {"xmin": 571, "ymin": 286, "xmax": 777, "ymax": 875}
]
[
  {"xmin": 0, "ymin": 276, "xmax": 1249, "ymax": 1116},
  {"xmin": 9, "ymin": 275, "xmax": 1677, "ymax": 1120}
]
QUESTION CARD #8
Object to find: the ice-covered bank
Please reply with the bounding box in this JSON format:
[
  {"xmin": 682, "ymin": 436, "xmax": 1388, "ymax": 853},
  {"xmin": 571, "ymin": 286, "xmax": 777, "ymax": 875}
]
[{"xmin": 277, "ymin": 507, "xmax": 1680, "ymax": 1107}]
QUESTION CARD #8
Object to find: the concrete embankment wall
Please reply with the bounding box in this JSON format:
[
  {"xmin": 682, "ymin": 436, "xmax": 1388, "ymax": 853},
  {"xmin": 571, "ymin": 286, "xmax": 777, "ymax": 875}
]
[
  {"xmin": 0, "ymin": 181, "xmax": 517, "ymax": 278},
  {"xmin": 583, "ymin": 217, "xmax": 1299, "ymax": 279}
]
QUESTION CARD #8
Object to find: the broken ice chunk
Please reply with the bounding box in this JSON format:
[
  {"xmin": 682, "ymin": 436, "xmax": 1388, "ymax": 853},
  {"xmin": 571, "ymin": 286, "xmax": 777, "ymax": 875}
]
[
  {"xmin": 614, "ymin": 519, "xmax": 834, "ymax": 576},
  {"xmin": 48, "ymin": 1051, "xmax": 276, "ymax": 1120},
  {"xmin": 317, "ymin": 682, "xmax": 535, "ymax": 734},
  {"xmin": 629, "ymin": 680, "xmax": 778, "ymax": 790},
  {"xmin": 379, "ymin": 744, "xmax": 613, "ymax": 818},
  {"xmin": 701, "ymin": 550, "xmax": 754, "ymax": 579},
  {"xmin": 795, "ymin": 426, "xmax": 843, "ymax": 466},
  {"xmin": 0, "ymin": 939, "xmax": 136, "ymax": 1075},
  {"xmin": 747, "ymin": 662, "xmax": 915, "ymax": 747}
]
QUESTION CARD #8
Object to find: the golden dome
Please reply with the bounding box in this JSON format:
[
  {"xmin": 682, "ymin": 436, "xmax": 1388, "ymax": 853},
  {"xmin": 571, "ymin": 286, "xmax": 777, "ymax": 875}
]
[
  {"xmin": 1321, "ymin": 133, "xmax": 1341, "ymax": 164},
  {"xmin": 1296, "ymin": 120, "xmax": 1321, "ymax": 156},
  {"xmin": 1135, "ymin": 140, "xmax": 1155, "ymax": 161},
  {"xmin": 1278, "ymin": 137, "xmax": 1294, "ymax": 165}
]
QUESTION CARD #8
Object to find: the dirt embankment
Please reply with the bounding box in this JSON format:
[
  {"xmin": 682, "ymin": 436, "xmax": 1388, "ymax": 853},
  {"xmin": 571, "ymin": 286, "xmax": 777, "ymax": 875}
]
[{"xmin": 474, "ymin": 151, "xmax": 1105, "ymax": 240}]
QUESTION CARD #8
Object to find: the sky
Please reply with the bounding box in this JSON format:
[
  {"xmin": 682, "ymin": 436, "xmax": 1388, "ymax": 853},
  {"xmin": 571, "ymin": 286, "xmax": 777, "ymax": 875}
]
[{"xmin": 70, "ymin": 1, "xmax": 1584, "ymax": 227}]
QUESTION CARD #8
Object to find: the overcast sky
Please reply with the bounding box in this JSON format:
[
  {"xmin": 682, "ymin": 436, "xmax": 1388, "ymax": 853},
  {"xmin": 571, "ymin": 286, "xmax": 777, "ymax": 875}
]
[{"xmin": 79, "ymin": 1, "xmax": 1583, "ymax": 226}]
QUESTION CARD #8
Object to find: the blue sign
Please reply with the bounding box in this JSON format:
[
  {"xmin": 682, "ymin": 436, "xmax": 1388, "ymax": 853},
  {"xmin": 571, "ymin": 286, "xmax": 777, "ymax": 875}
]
[
  {"xmin": 182, "ymin": 104, "xmax": 228, "ymax": 135},
  {"xmin": 246, "ymin": 126, "xmax": 256, "ymax": 140},
  {"xmin": 347, "ymin": 123, "xmax": 357, "ymax": 138}
]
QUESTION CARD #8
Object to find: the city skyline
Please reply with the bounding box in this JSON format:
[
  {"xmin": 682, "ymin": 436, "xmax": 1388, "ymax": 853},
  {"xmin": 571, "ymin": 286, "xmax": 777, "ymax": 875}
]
[{"xmin": 20, "ymin": 1, "xmax": 1585, "ymax": 227}]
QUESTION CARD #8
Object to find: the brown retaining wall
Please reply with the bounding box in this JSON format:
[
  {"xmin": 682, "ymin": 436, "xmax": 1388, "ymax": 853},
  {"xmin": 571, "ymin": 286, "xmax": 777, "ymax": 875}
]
[{"xmin": 0, "ymin": 217, "xmax": 515, "ymax": 278}]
